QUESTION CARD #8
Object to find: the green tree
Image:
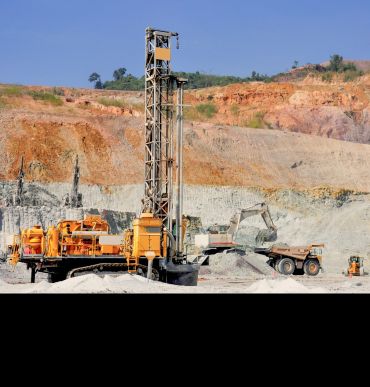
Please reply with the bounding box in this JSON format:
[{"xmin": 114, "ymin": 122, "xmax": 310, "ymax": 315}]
[
  {"xmin": 292, "ymin": 60, "xmax": 299, "ymax": 69},
  {"xmin": 113, "ymin": 67, "xmax": 127, "ymax": 81},
  {"xmin": 89, "ymin": 72, "xmax": 101, "ymax": 83},
  {"xmin": 88, "ymin": 72, "xmax": 103, "ymax": 89},
  {"xmin": 329, "ymin": 54, "xmax": 344, "ymax": 72}
]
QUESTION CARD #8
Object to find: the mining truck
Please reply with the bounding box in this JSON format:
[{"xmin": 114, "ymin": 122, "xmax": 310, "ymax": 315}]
[{"xmin": 254, "ymin": 244, "xmax": 324, "ymax": 276}]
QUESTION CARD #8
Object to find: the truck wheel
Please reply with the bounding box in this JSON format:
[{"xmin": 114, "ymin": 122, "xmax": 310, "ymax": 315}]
[
  {"xmin": 274, "ymin": 259, "xmax": 281, "ymax": 274},
  {"xmin": 278, "ymin": 258, "xmax": 295, "ymax": 276},
  {"xmin": 304, "ymin": 259, "xmax": 320, "ymax": 276}
]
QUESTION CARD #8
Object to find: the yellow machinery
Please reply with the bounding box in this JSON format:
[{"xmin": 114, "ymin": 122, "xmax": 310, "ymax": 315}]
[
  {"xmin": 132, "ymin": 214, "xmax": 167, "ymax": 260},
  {"xmin": 122, "ymin": 213, "xmax": 170, "ymax": 276},
  {"xmin": 9, "ymin": 215, "xmax": 127, "ymax": 282},
  {"xmin": 7, "ymin": 28, "xmax": 199, "ymax": 286},
  {"xmin": 22, "ymin": 226, "xmax": 44, "ymax": 256},
  {"xmin": 8, "ymin": 234, "xmax": 21, "ymax": 266},
  {"xmin": 8, "ymin": 212, "xmax": 189, "ymax": 283},
  {"xmin": 55, "ymin": 215, "xmax": 112, "ymax": 257},
  {"xmin": 9, "ymin": 227, "xmax": 44, "ymax": 266},
  {"xmin": 345, "ymin": 256, "xmax": 365, "ymax": 277}
]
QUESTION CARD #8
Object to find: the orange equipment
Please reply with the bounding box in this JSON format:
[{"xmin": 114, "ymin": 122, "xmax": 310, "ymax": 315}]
[
  {"xmin": 122, "ymin": 213, "xmax": 168, "ymax": 273},
  {"xmin": 8, "ymin": 235, "xmax": 21, "ymax": 266},
  {"xmin": 8, "ymin": 215, "xmax": 123, "ymax": 263},
  {"xmin": 56, "ymin": 215, "xmax": 114, "ymax": 257},
  {"xmin": 21, "ymin": 226, "xmax": 44, "ymax": 256},
  {"xmin": 345, "ymin": 256, "xmax": 365, "ymax": 277}
]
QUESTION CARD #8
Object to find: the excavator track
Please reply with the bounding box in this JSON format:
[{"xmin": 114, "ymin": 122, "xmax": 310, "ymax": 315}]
[{"xmin": 66, "ymin": 263, "xmax": 160, "ymax": 281}]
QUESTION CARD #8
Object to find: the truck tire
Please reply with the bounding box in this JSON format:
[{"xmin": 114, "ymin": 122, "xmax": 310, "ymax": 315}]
[
  {"xmin": 304, "ymin": 259, "xmax": 320, "ymax": 276},
  {"xmin": 278, "ymin": 258, "xmax": 295, "ymax": 276},
  {"xmin": 274, "ymin": 259, "xmax": 281, "ymax": 274}
]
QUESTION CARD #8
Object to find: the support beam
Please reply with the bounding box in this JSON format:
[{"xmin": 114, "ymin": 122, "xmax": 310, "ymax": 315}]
[{"xmin": 175, "ymin": 78, "xmax": 187, "ymax": 257}]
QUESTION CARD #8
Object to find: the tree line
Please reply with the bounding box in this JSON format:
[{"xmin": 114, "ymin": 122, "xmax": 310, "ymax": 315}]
[
  {"xmin": 89, "ymin": 54, "xmax": 363, "ymax": 91},
  {"xmin": 88, "ymin": 68, "xmax": 270, "ymax": 91}
]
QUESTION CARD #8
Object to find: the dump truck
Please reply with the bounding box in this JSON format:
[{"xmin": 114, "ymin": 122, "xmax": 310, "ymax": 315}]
[
  {"xmin": 194, "ymin": 203, "xmax": 277, "ymax": 257},
  {"xmin": 254, "ymin": 244, "xmax": 324, "ymax": 276}
]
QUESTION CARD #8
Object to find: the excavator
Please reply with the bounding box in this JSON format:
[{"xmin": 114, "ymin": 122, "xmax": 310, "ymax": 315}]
[{"xmin": 194, "ymin": 203, "xmax": 277, "ymax": 258}]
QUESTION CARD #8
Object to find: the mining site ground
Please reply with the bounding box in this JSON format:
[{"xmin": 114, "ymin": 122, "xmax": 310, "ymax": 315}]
[
  {"xmin": 1, "ymin": 186, "xmax": 370, "ymax": 293},
  {"xmin": 1, "ymin": 262, "xmax": 370, "ymax": 293}
]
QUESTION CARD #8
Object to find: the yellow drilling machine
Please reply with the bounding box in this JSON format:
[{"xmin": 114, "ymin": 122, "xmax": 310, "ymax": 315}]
[{"xmin": 8, "ymin": 28, "xmax": 200, "ymax": 286}]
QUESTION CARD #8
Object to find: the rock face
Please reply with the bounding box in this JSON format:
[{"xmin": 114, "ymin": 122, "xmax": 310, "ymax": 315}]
[
  {"xmin": 1, "ymin": 79, "xmax": 370, "ymax": 190},
  {"xmin": 3, "ymin": 116, "xmax": 370, "ymax": 191},
  {"xmin": 185, "ymin": 75, "xmax": 370, "ymax": 143}
]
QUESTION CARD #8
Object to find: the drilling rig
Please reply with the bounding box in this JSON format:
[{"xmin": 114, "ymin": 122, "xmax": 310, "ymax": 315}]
[
  {"xmin": 139, "ymin": 27, "xmax": 198, "ymax": 283},
  {"xmin": 8, "ymin": 28, "xmax": 200, "ymax": 286},
  {"xmin": 14, "ymin": 156, "xmax": 25, "ymax": 206},
  {"xmin": 64, "ymin": 156, "xmax": 83, "ymax": 208}
]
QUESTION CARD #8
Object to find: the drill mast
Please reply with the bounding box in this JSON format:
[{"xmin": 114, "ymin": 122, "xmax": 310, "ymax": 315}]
[
  {"xmin": 70, "ymin": 156, "xmax": 82, "ymax": 208},
  {"xmin": 143, "ymin": 27, "xmax": 179, "ymax": 232}
]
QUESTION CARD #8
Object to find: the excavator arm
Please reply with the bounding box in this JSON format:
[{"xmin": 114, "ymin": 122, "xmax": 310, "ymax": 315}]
[{"xmin": 260, "ymin": 204, "xmax": 277, "ymax": 232}]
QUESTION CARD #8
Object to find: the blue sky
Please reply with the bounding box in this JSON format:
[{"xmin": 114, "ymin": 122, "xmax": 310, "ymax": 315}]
[{"xmin": 0, "ymin": 0, "xmax": 369, "ymax": 87}]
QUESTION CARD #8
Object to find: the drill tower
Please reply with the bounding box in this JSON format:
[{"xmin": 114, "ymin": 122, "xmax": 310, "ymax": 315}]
[{"xmin": 143, "ymin": 27, "xmax": 179, "ymax": 232}]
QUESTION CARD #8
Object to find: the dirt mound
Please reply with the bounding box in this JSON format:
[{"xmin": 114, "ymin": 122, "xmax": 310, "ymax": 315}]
[
  {"xmin": 247, "ymin": 278, "xmax": 328, "ymax": 293},
  {"xmin": 200, "ymin": 252, "xmax": 274, "ymax": 277}
]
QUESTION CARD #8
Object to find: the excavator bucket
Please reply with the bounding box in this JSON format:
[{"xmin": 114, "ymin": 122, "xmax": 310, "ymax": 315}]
[{"xmin": 256, "ymin": 229, "xmax": 277, "ymax": 245}]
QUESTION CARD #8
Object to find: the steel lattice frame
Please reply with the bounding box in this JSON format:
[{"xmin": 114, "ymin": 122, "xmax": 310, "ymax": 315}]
[{"xmin": 143, "ymin": 28, "xmax": 178, "ymax": 231}]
